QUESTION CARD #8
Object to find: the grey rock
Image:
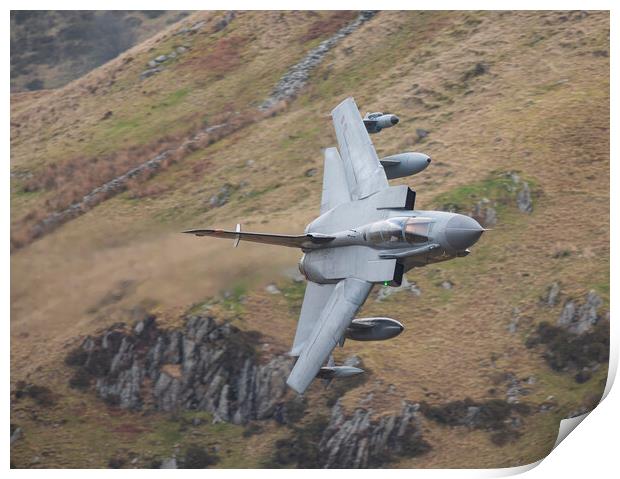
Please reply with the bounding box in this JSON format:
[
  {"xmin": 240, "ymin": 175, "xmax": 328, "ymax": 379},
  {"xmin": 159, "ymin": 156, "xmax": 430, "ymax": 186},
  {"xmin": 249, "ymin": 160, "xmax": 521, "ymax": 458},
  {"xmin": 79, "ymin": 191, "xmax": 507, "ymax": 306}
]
[
  {"xmin": 189, "ymin": 20, "xmax": 206, "ymax": 33},
  {"xmin": 557, "ymin": 291, "xmax": 603, "ymax": 335},
  {"xmin": 208, "ymin": 184, "xmax": 233, "ymax": 208},
  {"xmin": 416, "ymin": 128, "xmax": 429, "ymax": 139},
  {"xmin": 508, "ymin": 308, "xmax": 520, "ymax": 334},
  {"xmin": 213, "ymin": 12, "xmax": 235, "ymax": 33},
  {"xmin": 140, "ymin": 67, "xmax": 162, "ymax": 80},
  {"xmin": 305, "ymin": 168, "xmax": 318, "ymax": 177},
  {"xmin": 154, "ymin": 55, "xmax": 168, "ymax": 63},
  {"xmin": 463, "ymin": 406, "xmax": 481, "ymax": 428},
  {"xmin": 153, "ymin": 373, "xmax": 181, "ymax": 411},
  {"xmin": 217, "ymin": 385, "xmax": 230, "ymax": 422},
  {"xmin": 134, "ymin": 320, "xmax": 145, "ymax": 335},
  {"xmin": 505, "ymin": 373, "xmax": 529, "ymax": 403},
  {"xmin": 11, "ymin": 427, "xmax": 22, "ymax": 445},
  {"xmin": 441, "ymin": 280, "xmax": 453, "ymax": 290},
  {"xmin": 471, "ymin": 198, "xmax": 497, "ymax": 227},
  {"xmin": 265, "ymin": 284, "xmax": 281, "ymax": 295},
  {"xmin": 204, "ymin": 123, "xmax": 226, "ymax": 133},
  {"xmin": 160, "ymin": 457, "xmax": 177, "ymax": 469},
  {"xmin": 69, "ymin": 316, "xmax": 294, "ymax": 425},
  {"xmin": 558, "ymin": 300, "xmax": 576, "ymax": 328},
  {"xmin": 546, "ymin": 282, "xmax": 561, "ymax": 306},
  {"xmin": 516, "ymin": 182, "xmax": 533, "ymax": 213},
  {"xmin": 319, "ymin": 400, "xmax": 428, "ymax": 468},
  {"xmin": 260, "ymin": 11, "xmax": 376, "ymax": 110}
]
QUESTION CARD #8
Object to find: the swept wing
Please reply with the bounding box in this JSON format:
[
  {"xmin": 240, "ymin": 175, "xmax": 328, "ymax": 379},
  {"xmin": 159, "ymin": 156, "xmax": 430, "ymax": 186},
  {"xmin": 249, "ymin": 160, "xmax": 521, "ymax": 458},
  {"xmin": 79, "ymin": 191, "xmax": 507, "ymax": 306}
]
[
  {"xmin": 290, "ymin": 281, "xmax": 336, "ymax": 357},
  {"xmin": 286, "ymin": 278, "xmax": 373, "ymax": 394},
  {"xmin": 331, "ymin": 97, "xmax": 389, "ymax": 200},
  {"xmin": 183, "ymin": 228, "xmax": 334, "ymax": 248}
]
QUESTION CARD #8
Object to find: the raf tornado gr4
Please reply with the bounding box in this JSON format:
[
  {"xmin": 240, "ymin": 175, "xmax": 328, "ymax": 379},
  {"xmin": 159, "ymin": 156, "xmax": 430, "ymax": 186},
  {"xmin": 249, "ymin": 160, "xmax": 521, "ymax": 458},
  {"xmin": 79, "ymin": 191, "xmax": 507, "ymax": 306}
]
[{"xmin": 184, "ymin": 97, "xmax": 486, "ymax": 394}]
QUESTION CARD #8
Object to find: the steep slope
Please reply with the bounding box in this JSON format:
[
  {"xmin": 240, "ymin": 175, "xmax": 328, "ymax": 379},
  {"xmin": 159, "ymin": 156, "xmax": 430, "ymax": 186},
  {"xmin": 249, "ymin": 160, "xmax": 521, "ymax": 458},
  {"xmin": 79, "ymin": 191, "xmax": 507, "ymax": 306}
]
[
  {"xmin": 10, "ymin": 11, "xmax": 190, "ymax": 92},
  {"xmin": 11, "ymin": 10, "xmax": 609, "ymax": 469}
]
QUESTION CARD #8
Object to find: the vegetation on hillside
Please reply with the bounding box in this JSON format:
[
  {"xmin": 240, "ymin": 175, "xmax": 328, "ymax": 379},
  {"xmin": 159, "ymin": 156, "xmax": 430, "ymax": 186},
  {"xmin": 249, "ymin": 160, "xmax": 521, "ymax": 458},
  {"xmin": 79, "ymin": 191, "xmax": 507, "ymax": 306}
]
[
  {"xmin": 10, "ymin": 10, "xmax": 609, "ymax": 469},
  {"xmin": 10, "ymin": 11, "xmax": 190, "ymax": 92}
]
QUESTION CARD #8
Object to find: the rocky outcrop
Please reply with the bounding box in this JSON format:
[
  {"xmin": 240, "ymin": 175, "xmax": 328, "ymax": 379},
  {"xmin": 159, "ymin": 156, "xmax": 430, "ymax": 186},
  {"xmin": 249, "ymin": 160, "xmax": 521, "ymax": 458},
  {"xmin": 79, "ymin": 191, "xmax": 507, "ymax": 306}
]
[
  {"xmin": 557, "ymin": 290, "xmax": 604, "ymax": 335},
  {"xmin": 11, "ymin": 426, "xmax": 22, "ymax": 445},
  {"xmin": 268, "ymin": 399, "xmax": 430, "ymax": 468},
  {"xmin": 141, "ymin": 46, "xmax": 190, "ymax": 80},
  {"xmin": 471, "ymin": 198, "xmax": 497, "ymax": 227},
  {"xmin": 526, "ymin": 288, "xmax": 609, "ymax": 382},
  {"xmin": 420, "ymin": 398, "xmax": 530, "ymax": 446},
  {"xmin": 544, "ymin": 281, "xmax": 561, "ymax": 306},
  {"xmin": 509, "ymin": 172, "xmax": 534, "ymax": 213},
  {"xmin": 260, "ymin": 11, "xmax": 377, "ymax": 110},
  {"xmin": 66, "ymin": 315, "xmax": 293, "ymax": 424},
  {"xmin": 318, "ymin": 401, "xmax": 430, "ymax": 468},
  {"xmin": 516, "ymin": 182, "xmax": 533, "ymax": 213},
  {"xmin": 207, "ymin": 183, "xmax": 235, "ymax": 208}
]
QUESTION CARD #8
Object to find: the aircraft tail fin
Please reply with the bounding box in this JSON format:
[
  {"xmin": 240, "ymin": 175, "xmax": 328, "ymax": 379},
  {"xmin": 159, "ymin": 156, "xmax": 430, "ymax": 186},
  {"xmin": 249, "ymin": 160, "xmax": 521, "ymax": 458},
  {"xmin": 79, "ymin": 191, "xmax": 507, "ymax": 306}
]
[{"xmin": 321, "ymin": 147, "xmax": 351, "ymax": 214}]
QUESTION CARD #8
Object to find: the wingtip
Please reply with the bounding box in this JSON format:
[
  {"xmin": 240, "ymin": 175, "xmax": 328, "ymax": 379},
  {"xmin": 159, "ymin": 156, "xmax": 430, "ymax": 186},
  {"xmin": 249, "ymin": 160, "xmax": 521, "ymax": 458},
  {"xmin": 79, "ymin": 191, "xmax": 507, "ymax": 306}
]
[
  {"xmin": 286, "ymin": 378, "xmax": 305, "ymax": 395},
  {"xmin": 331, "ymin": 96, "xmax": 356, "ymax": 116}
]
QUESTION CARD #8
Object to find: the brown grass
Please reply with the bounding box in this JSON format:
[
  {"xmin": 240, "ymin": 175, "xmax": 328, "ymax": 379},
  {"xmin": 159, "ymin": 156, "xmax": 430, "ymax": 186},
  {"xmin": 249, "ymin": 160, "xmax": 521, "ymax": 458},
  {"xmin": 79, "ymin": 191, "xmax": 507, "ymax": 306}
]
[
  {"xmin": 10, "ymin": 10, "xmax": 609, "ymax": 469},
  {"xmin": 179, "ymin": 34, "xmax": 251, "ymax": 77},
  {"xmin": 11, "ymin": 104, "xmax": 277, "ymax": 251},
  {"xmin": 299, "ymin": 11, "xmax": 359, "ymax": 43}
]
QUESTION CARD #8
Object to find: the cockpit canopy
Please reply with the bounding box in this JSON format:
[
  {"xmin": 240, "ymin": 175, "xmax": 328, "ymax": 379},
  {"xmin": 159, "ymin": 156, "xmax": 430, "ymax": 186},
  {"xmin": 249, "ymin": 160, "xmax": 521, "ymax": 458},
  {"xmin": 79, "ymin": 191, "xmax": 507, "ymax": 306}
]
[{"xmin": 366, "ymin": 217, "xmax": 433, "ymax": 245}]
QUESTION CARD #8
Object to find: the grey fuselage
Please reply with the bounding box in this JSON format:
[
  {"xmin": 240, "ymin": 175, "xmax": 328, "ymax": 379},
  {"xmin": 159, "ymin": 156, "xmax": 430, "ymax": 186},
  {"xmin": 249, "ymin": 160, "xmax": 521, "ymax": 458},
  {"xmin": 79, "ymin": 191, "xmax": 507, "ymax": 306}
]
[{"xmin": 298, "ymin": 186, "xmax": 484, "ymax": 286}]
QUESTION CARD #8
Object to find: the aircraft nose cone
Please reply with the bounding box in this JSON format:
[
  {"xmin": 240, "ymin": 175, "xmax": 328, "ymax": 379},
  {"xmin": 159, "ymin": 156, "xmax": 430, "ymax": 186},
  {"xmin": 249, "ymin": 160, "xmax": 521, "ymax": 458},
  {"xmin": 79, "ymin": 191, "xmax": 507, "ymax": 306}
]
[
  {"xmin": 391, "ymin": 115, "xmax": 399, "ymax": 125},
  {"xmin": 445, "ymin": 214, "xmax": 484, "ymax": 251}
]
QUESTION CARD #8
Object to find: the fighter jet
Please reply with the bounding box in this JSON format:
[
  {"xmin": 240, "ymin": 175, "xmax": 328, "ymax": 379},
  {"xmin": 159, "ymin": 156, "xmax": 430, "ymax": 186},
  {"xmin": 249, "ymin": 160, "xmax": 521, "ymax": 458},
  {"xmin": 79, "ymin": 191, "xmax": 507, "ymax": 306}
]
[{"xmin": 184, "ymin": 97, "xmax": 485, "ymax": 394}]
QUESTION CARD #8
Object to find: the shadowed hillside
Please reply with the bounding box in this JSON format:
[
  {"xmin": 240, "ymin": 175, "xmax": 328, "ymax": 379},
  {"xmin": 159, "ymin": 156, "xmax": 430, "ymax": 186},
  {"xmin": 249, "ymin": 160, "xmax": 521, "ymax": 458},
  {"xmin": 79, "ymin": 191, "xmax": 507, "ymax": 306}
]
[
  {"xmin": 10, "ymin": 11, "xmax": 190, "ymax": 92},
  {"xmin": 10, "ymin": 10, "xmax": 609, "ymax": 469}
]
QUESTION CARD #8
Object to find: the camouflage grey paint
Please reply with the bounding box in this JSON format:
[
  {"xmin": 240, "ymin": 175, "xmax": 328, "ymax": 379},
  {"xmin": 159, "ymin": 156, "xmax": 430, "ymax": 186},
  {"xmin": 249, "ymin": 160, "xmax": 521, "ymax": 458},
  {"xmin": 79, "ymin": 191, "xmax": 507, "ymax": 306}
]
[{"xmin": 184, "ymin": 97, "xmax": 485, "ymax": 394}]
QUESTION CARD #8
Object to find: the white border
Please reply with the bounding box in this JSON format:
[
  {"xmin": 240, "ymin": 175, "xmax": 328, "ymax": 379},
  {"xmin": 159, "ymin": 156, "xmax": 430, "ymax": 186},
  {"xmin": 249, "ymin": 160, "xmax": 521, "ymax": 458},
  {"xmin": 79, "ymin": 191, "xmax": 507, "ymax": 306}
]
[{"xmin": 5, "ymin": 1, "xmax": 615, "ymax": 477}]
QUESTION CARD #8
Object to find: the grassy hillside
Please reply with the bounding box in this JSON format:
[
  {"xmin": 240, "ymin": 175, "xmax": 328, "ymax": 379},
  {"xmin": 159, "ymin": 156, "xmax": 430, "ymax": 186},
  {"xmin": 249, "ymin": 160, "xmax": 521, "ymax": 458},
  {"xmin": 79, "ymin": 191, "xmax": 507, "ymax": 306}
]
[
  {"xmin": 10, "ymin": 11, "xmax": 190, "ymax": 92},
  {"xmin": 10, "ymin": 10, "xmax": 609, "ymax": 468}
]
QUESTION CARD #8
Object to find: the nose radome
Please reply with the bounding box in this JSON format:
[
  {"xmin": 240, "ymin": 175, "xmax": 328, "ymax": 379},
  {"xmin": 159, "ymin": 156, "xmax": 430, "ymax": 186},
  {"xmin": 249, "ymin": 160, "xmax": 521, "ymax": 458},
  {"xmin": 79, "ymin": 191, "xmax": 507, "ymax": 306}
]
[
  {"xmin": 391, "ymin": 115, "xmax": 399, "ymax": 125},
  {"xmin": 445, "ymin": 214, "xmax": 484, "ymax": 251}
]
